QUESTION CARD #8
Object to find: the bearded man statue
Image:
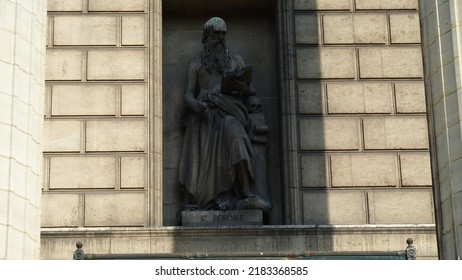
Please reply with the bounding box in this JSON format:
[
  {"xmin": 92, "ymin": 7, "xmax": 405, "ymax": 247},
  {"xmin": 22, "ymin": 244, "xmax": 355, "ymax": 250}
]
[{"xmin": 178, "ymin": 17, "xmax": 271, "ymax": 212}]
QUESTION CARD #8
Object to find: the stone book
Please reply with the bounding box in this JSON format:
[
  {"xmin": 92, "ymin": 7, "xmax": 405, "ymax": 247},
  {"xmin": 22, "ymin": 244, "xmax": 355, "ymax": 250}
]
[{"xmin": 220, "ymin": 66, "xmax": 253, "ymax": 94}]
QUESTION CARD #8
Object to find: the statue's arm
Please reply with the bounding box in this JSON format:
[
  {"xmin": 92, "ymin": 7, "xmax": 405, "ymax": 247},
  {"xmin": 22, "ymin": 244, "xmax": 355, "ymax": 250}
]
[{"xmin": 184, "ymin": 60, "xmax": 205, "ymax": 113}]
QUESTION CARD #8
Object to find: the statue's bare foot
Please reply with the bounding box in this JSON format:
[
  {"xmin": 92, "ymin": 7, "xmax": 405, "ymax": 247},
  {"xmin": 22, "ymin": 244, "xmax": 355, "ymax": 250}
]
[{"xmin": 235, "ymin": 195, "xmax": 271, "ymax": 211}]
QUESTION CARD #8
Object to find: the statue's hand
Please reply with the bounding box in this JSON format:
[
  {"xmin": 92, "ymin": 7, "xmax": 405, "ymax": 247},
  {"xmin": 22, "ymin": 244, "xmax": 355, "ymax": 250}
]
[
  {"xmin": 232, "ymin": 79, "xmax": 256, "ymax": 95},
  {"xmin": 193, "ymin": 100, "xmax": 206, "ymax": 113}
]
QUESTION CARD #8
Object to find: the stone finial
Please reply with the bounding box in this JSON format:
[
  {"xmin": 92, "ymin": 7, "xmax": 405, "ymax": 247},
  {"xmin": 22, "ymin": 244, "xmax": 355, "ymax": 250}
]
[
  {"xmin": 73, "ymin": 241, "xmax": 86, "ymax": 260},
  {"xmin": 406, "ymin": 238, "xmax": 417, "ymax": 260}
]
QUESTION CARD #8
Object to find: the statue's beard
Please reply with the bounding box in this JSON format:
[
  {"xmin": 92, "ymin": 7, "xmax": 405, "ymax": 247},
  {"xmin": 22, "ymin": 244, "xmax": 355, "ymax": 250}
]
[{"xmin": 202, "ymin": 38, "xmax": 231, "ymax": 74}]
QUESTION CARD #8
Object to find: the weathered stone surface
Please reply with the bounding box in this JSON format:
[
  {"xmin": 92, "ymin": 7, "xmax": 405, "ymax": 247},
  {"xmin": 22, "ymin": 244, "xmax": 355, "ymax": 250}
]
[
  {"xmin": 51, "ymin": 84, "xmax": 117, "ymax": 116},
  {"xmin": 301, "ymin": 154, "xmax": 327, "ymax": 187},
  {"xmin": 323, "ymin": 14, "xmax": 387, "ymax": 44},
  {"xmin": 88, "ymin": 0, "xmax": 146, "ymax": 11},
  {"xmin": 299, "ymin": 118, "xmax": 360, "ymax": 150},
  {"xmin": 302, "ymin": 191, "xmax": 367, "ymax": 224},
  {"xmin": 85, "ymin": 120, "xmax": 147, "ymax": 152},
  {"xmin": 49, "ymin": 157, "xmax": 116, "ymax": 189},
  {"xmin": 47, "ymin": 0, "xmax": 82, "ymax": 11},
  {"xmin": 41, "ymin": 193, "xmax": 80, "ymax": 227},
  {"xmin": 43, "ymin": 120, "xmax": 81, "ymax": 152},
  {"xmin": 395, "ymin": 82, "xmax": 426, "ymax": 113},
  {"xmin": 298, "ymin": 83, "xmax": 323, "ymax": 114},
  {"xmin": 359, "ymin": 48, "xmax": 423, "ymax": 78},
  {"xmin": 181, "ymin": 210, "xmax": 263, "ymax": 226},
  {"xmin": 363, "ymin": 117, "xmax": 429, "ymax": 150},
  {"xmin": 121, "ymin": 84, "xmax": 146, "ymax": 116},
  {"xmin": 294, "ymin": 0, "xmax": 351, "ymax": 10},
  {"xmin": 122, "ymin": 16, "xmax": 146, "ymax": 46},
  {"xmin": 121, "ymin": 156, "xmax": 146, "ymax": 189},
  {"xmin": 390, "ymin": 13, "xmax": 421, "ymax": 43},
  {"xmin": 294, "ymin": 14, "xmax": 319, "ymax": 44},
  {"xmin": 400, "ymin": 153, "xmax": 432, "ymax": 187},
  {"xmin": 326, "ymin": 83, "xmax": 392, "ymax": 114},
  {"xmin": 53, "ymin": 16, "xmax": 117, "ymax": 46},
  {"xmin": 368, "ymin": 190, "xmax": 434, "ymax": 224},
  {"xmin": 87, "ymin": 50, "xmax": 146, "ymax": 80},
  {"xmin": 45, "ymin": 50, "xmax": 82, "ymax": 80},
  {"xmin": 297, "ymin": 48, "xmax": 355, "ymax": 79},
  {"xmin": 84, "ymin": 192, "xmax": 146, "ymax": 226},
  {"xmin": 355, "ymin": 0, "xmax": 418, "ymax": 10},
  {"xmin": 331, "ymin": 154, "xmax": 398, "ymax": 187}
]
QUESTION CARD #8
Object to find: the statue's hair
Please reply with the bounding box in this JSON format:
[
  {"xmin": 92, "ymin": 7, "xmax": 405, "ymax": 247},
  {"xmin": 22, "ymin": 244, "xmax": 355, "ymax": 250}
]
[{"xmin": 202, "ymin": 17, "xmax": 227, "ymax": 43}]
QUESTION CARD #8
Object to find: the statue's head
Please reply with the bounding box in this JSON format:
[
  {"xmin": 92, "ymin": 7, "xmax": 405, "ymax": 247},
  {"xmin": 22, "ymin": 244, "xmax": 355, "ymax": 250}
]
[{"xmin": 202, "ymin": 17, "xmax": 227, "ymax": 44}]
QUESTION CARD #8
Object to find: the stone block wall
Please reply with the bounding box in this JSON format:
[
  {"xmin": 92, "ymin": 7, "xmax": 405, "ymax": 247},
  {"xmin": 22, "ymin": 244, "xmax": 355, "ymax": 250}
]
[
  {"xmin": 42, "ymin": 0, "xmax": 160, "ymax": 228},
  {"xmin": 285, "ymin": 0, "xmax": 434, "ymax": 225}
]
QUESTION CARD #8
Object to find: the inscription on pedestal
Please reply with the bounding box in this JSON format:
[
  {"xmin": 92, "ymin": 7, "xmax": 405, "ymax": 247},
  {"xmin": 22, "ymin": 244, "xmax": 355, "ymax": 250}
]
[{"xmin": 181, "ymin": 210, "xmax": 263, "ymax": 226}]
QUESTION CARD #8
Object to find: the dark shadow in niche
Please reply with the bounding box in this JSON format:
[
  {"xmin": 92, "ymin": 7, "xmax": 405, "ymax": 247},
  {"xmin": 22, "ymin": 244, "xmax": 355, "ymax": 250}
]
[{"xmin": 162, "ymin": 0, "xmax": 282, "ymax": 226}]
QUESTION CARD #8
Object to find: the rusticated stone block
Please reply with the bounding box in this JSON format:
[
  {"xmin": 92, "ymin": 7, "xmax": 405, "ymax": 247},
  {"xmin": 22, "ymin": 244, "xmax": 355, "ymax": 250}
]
[
  {"xmin": 297, "ymin": 83, "xmax": 323, "ymax": 114},
  {"xmin": 85, "ymin": 119, "xmax": 147, "ymax": 152},
  {"xmin": 49, "ymin": 156, "xmax": 116, "ymax": 189},
  {"xmin": 326, "ymin": 82, "xmax": 392, "ymax": 114},
  {"xmin": 88, "ymin": 0, "xmax": 145, "ymax": 11},
  {"xmin": 390, "ymin": 13, "xmax": 421, "ymax": 43},
  {"xmin": 47, "ymin": 0, "xmax": 82, "ymax": 11},
  {"xmin": 301, "ymin": 154, "xmax": 327, "ymax": 187},
  {"xmin": 395, "ymin": 82, "xmax": 426, "ymax": 113},
  {"xmin": 368, "ymin": 190, "xmax": 434, "ymax": 224},
  {"xmin": 51, "ymin": 84, "xmax": 117, "ymax": 116},
  {"xmin": 355, "ymin": 0, "xmax": 418, "ymax": 10},
  {"xmin": 363, "ymin": 117, "xmax": 429, "ymax": 150},
  {"xmin": 45, "ymin": 50, "xmax": 82, "ymax": 80},
  {"xmin": 302, "ymin": 191, "xmax": 366, "ymax": 224},
  {"xmin": 41, "ymin": 193, "xmax": 80, "ymax": 227},
  {"xmin": 297, "ymin": 48, "xmax": 355, "ymax": 79},
  {"xmin": 359, "ymin": 48, "xmax": 423, "ymax": 78},
  {"xmin": 121, "ymin": 156, "xmax": 146, "ymax": 189},
  {"xmin": 400, "ymin": 153, "xmax": 432, "ymax": 187},
  {"xmin": 84, "ymin": 192, "xmax": 146, "ymax": 226},
  {"xmin": 323, "ymin": 14, "xmax": 387, "ymax": 44},
  {"xmin": 122, "ymin": 16, "xmax": 146, "ymax": 46},
  {"xmin": 299, "ymin": 118, "xmax": 360, "ymax": 150},
  {"xmin": 331, "ymin": 154, "xmax": 398, "ymax": 187},
  {"xmin": 121, "ymin": 84, "xmax": 146, "ymax": 116},
  {"xmin": 294, "ymin": 0, "xmax": 351, "ymax": 10},
  {"xmin": 87, "ymin": 50, "xmax": 145, "ymax": 80},
  {"xmin": 53, "ymin": 16, "xmax": 117, "ymax": 46},
  {"xmin": 43, "ymin": 120, "xmax": 81, "ymax": 152},
  {"xmin": 294, "ymin": 14, "xmax": 319, "ymax": 44}
]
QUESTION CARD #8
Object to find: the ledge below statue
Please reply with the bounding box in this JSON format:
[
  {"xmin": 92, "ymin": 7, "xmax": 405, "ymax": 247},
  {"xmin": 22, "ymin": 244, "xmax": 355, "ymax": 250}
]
[{"xmin": 181, "ymin": 210, "xmax": 263, "ymax": 226}]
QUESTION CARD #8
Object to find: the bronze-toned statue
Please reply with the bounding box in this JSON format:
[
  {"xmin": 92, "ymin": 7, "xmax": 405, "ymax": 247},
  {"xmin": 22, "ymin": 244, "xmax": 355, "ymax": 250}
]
[{"xmin": 178, "ymin": 17, "xmax": 271, "ymax": 212}]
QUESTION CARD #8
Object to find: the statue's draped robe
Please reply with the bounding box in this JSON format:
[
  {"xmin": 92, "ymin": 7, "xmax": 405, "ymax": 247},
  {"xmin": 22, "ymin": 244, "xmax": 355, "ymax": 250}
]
[{"xmin": 178, "ymin": 58, "xmax": 256, "ymax": 209}]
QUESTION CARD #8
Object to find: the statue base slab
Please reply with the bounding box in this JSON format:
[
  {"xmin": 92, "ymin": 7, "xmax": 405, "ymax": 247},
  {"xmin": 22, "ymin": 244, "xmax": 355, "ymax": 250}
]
[{"xmin": 181, "ymin": 210, "xmax": 263, "ymax": 226}]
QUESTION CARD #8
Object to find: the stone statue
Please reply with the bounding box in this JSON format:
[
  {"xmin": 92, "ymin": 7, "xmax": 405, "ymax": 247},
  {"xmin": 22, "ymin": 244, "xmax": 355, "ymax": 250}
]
[{"xmin": 178, "ymin": 17, "xmax": 271, "ymax": 212}]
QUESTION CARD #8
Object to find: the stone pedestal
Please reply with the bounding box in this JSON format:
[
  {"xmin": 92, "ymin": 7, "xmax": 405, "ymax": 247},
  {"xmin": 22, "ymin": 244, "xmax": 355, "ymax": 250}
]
[{"xmin": 181, "ymin": 210, "xmax": 263, "ymax": 226}]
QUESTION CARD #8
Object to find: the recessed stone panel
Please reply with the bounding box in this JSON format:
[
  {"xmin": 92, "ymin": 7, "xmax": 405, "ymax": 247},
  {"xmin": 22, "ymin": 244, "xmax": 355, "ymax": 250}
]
[
  {"xmin": 51, "ymin": 84, "xmax": 117, "ymax": 116},
  {"xmin": 121, "ymin": 156, "xmax": 146, "ymax": 189},
  {"xmin": 302, "ymin": 191, "xmax": 366, "ymax": 224},
  {"xmin": 327, "ymin": 83, "xmax": 392, "ymax": 114},
  {"xmin": 355, "ymin": 0, "xmax": 418, "ymax": 10},
  {"xmin": 43, "ymin": 120, "xmax": 81, "ymax": 152},
  {"xmin": 49, "ymin": 156, "xmax": 116, "ymax": 189},
  {"xmin": 323, "ymin": 14, "xmax": 387, "ymax": 44},
  {"xmin": 297, "ymin": 83, "xmax": 323, "ymax": 114},
  {"xmin": 88, "ymin": 0, "xmax": 146, "ymax": 11},
  {"xmin": 294, "ymin": 0, "xmax": 351, "ymax": 10},
  {"xmin": 390, "ymin": 13, "xmax": 421, "ymax": 43},
  {"xmin": 400, "ymin": 153, "xmax": 432, "ymax": 187},
  {"xmin": 87, "ymin": 50, "xmax": 146, "ymax": 80},
  {"xmin": 41, "ymin": 193, "xmax": 80, "ymax": 227},
  {"xmin": 368, "ymin": 190, "xmax": 434, "ymax": 224},
  {"xmin": 299, "ymin": 118, "xmax": 360, "ymax": 150},
  {"xmin": 363, "ymin": 117, "xmax": 429, "ymax": 150},
  {"xmin": 296, "ymin": 48, "xmax": 355, "ymax": 79},
  {"xmin": 301, "ymin": 154, "xmax": 327, "ymax": 187},
  {"xmin": 359, "ymin": 48, "xmax": 423, "ymax": 78},
  {"xmin": 47, "ymin": 0, "xmax": 83, "ymax": 11},
  {"xmin": 84, "ymin": 192, "xmax": 146, "ymax": 226},
  {"xmin": 331, "ymin": 154, "xmax": 398, "ymax": 187},
  {"xmin": 45, "ymin": 50, "xmax": 82, "ymax": 81},
  {"xmin": 85, "ymin": 120, "xmax": 147, "ymax": 152},
  {"xmin": 121, "ymin": 84, "xmax": 146, "ymax": 116},
  {"xmin": 395, "ymin": 82, "xmax": 426, "ymax": 113},
  {"xmin": 122, "ymin": 16, "xmax": 146, "ymax": 46},
  {"xmin": 294, "ymin": 14, "xmax": 319, "ymax": 44},
  {"xmin": 53, "ymin": 16, "xmax": 117, "ymax": 46}
]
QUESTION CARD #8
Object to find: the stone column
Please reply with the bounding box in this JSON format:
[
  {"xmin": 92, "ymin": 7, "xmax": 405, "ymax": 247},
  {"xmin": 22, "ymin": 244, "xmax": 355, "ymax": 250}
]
[
  {"xmin": 0, "ymin": 0, "xmax": 47, "ymax": 259},
  {"xmin": 419, "ymin": 0, "xmax": 462, "ymax": 259}
]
